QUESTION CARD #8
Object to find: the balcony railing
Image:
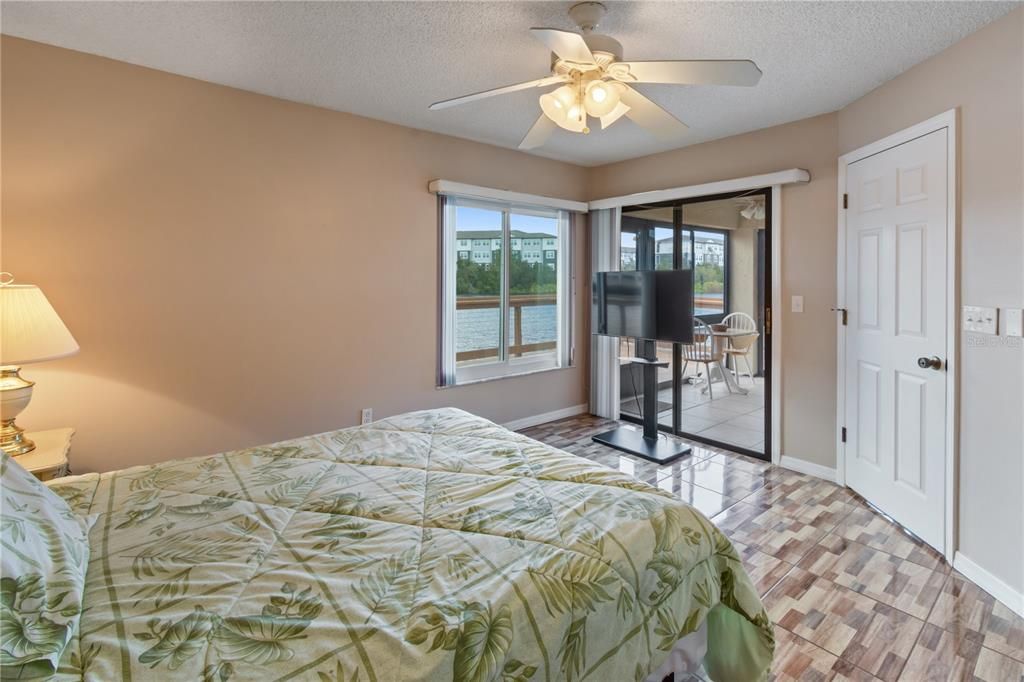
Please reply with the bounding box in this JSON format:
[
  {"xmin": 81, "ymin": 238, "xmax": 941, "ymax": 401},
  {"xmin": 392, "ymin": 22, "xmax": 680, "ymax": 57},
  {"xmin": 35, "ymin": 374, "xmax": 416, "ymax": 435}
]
[{"xmin": 456, "ymin": 293, "xmax": 557, "ymax": 362}]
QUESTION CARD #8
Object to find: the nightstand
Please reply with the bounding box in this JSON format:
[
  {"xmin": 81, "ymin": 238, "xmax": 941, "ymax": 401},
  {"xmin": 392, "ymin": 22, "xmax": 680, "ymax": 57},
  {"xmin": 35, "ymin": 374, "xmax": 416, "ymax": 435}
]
[{"xmin": 11, "ymin": 428, "xmax": 73, "ymax": 481}]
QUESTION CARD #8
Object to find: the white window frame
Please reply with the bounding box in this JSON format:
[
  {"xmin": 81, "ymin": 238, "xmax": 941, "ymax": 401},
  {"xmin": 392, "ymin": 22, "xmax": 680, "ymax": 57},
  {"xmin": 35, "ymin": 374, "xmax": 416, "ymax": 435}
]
[{"xmin": 439, "ymin": 194, "xmax": 573, "ymax": 386}]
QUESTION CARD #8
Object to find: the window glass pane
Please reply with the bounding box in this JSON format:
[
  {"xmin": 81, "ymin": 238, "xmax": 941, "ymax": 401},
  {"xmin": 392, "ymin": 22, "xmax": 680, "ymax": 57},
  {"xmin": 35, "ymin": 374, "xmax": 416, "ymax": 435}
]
[
  {"xmin": 680, "ymin": 229, "xmax": 693, "ymax": 269},
  {"xmin": 618, "ymin": 229, "xmax": 638, "ymax": 362},
  {"xmin": 654, "ymin": 226, "xmax": 673, "ymax": 270},
  {"xmin": 620, "ymin": 230, "xmax": 637, "ymax": 271},
  {"xmin": 454, "ymin": 205, "xmax": 503, "ymax": 366},
  {"xmin": 693, "ymin": 230, "xmax": 726, "ymax": 316},
  {"xmin": 509, "ymin": 212, "xmax": 559, "ymax": 359}
]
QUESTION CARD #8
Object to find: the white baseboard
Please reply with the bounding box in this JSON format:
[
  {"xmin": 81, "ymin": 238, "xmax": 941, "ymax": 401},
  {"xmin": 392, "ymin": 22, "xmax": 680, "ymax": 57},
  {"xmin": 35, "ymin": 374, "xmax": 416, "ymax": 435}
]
[
  {"xmin": 503, "ymin": 403, "xmax": 589, "ymax": 431},
  {"xmin": 779, "ymin": 455, "xmax": 837, "ymax": 483},
  {"xmin": 953, "ymin": 551, "xmax": 1024, "ymax": 619}
]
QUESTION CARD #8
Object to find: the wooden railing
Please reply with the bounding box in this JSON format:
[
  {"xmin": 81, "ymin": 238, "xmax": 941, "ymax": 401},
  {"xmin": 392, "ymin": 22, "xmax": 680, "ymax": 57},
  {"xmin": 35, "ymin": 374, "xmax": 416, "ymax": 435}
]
[
  {"xmin": 456, "ymin": 293, "xmax": 557, "ymax": 362},
  {"xmin": 694, "ymin": 295, "xmax": 724, "ymax": 310}
]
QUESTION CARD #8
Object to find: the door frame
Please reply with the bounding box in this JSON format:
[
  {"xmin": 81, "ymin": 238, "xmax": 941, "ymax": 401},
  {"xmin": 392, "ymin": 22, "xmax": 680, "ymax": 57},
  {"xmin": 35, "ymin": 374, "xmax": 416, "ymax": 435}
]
[
  {"xmin": 618, "ymin": 187, "xmax": 776, "ymax": 462},
  {"xmin": 835, "ymin": 108, "xmax": 959, "ymax": 562}
]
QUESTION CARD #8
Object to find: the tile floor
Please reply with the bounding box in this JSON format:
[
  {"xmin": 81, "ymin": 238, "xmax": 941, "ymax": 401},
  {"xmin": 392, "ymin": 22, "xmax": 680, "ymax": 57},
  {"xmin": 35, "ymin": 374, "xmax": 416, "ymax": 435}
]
[
  {"xmin": 518, "ymin": 414, "xmax": 1024, "ymax": 682},
  {"xmin": 623, "ymin": 376, "xmax": 767, "ymax": 454}
]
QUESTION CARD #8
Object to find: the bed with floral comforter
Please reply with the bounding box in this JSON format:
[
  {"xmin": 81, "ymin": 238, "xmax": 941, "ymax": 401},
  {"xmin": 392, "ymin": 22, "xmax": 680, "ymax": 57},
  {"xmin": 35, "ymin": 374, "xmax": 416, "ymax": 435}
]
[{"xmin": 42, "ymin": 408, "xmax": 772, "ymax": 681}]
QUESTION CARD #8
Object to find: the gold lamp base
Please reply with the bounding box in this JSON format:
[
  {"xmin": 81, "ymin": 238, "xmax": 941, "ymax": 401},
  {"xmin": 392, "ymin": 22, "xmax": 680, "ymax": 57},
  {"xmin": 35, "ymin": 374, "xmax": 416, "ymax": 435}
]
[{"xmin": 0, "ymin": 367, "xmax": 36, "ymax": 456}]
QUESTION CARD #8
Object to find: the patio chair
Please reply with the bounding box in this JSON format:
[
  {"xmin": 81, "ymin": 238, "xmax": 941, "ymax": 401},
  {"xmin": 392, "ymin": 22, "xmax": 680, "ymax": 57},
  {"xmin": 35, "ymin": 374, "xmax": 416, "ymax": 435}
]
[
  {"xmin": 681, "ymin": 319, "xmax": 724, "ymax": 399},
  {"xmin": 722, "ymin": 312, "xmax": 760, "ymax": 384}
]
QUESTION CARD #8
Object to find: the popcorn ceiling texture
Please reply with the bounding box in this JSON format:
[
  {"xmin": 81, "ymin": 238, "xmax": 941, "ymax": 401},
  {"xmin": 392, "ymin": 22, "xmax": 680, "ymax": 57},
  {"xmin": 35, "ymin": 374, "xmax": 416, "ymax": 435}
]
[{"xmin": 0, "ymin": 0, "xmax": 1016, "ymax": 166}]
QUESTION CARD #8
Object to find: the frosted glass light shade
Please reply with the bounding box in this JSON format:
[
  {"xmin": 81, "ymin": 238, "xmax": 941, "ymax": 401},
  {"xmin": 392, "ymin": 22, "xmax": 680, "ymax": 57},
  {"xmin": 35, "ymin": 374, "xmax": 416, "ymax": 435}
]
[
  {"xmin": 583, "ymin": 80, "xmax": 620, "ymax": 117},
  {"xmin": 539, "ymin": 92, "xmax": 568, "ymax": 125},
  {"xmin": 0, "ymin": 284, "xmax": 79, "ymax": 365},
  {"xmin": 600, "ymin": 101, "xmax": 631, "ymax": 129},
  {"xmin": 540, "ymin": 86, "xmax": 587, "ymax": 133}
]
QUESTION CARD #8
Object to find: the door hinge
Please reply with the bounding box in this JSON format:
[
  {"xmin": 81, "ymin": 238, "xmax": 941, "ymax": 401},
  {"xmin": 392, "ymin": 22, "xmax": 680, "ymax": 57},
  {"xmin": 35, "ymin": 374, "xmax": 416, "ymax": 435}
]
[
  {"xmin": 831, "ymin": 307, "xmax": 848, "ymax": 326},
  {"xmin": 765, "ymin": 307, "xmax": 771, "ymax": 334},
  {"xmin": 841, "ymin": 427, "xmax": 847, "ymax": 443},
  {"xmin": 842, "ymin": 193, "xmax": 848, "ymax": 209}
]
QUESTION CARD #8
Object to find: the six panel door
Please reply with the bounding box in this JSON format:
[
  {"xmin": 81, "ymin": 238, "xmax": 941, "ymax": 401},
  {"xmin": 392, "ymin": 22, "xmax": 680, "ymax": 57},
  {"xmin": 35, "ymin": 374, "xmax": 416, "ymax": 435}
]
[{"xmin": 844, "ymin": 128, "xmax": 948, "ymax": 552}]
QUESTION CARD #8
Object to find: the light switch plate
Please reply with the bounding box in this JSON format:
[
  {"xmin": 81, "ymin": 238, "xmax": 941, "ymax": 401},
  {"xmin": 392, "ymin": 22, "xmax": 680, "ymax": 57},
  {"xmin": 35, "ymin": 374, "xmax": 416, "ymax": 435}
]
[
  {"xmin": 963, "ymin": 305, "xmax": 998, "ymax": 334},
  {"xmin": 1002, "ymin": 308, "xmax": 1023, "ymax": 337},
  {"xmin": 791, "ymin": 295, "xmax": 804, "ymax": 313}
]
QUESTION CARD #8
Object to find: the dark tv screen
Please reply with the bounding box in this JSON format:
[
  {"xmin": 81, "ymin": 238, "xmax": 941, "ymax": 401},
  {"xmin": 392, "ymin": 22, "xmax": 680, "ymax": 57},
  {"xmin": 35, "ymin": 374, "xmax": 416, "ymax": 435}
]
[{"xmin": 592, "ymin": 270, "xmax": 694, "ymax": 344}]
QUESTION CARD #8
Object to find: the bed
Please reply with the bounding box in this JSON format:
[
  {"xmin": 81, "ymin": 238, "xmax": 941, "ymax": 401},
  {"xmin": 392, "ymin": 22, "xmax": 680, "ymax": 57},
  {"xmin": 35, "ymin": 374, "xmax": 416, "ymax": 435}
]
[{"xmin": 35, "ymin": 408, "xmax": 772, "ymax": 681}]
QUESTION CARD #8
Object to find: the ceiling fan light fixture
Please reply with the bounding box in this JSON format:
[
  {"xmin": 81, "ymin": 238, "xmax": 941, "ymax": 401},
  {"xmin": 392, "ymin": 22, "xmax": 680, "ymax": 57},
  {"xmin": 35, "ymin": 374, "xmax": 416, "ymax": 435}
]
[
  {"xmin": 539, "ymin": 92, "xmax": 567, "ymax": 125},
  {"xmin": 599, "ymin": 101, "xmax": 630, "ymax": 129},
  {"xmin": 540, "ymin": 87, "xmax": 574, "ymax": 125},
  {"xmin": 583, "ymin": 79, "xmax": 619, "ymax": 117},
  {"xmin": 541, "ymin": 85, "xmax": 588, "ymax": 132},
  {"xmin": 553, "ymin": 85, "xmax": 577, "ymax": 107}
]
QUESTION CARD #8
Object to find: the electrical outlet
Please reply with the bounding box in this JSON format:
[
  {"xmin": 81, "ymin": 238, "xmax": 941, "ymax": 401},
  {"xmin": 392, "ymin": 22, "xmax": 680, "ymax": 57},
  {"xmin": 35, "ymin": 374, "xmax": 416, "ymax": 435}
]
[
  {"xmin": 1002, "ymin": 308, "xmax": 1023, "ymax": 337},
  {"xmin": 360, "ymin": 408, "xmax": 373, "ymax": 425},
  {"xmin": 963, "ymin": 306, "xmax": 998, "ymax": 335},
  {"xmin": 791, "ymin": 295, "xmax": 804, "ymax": 313}
]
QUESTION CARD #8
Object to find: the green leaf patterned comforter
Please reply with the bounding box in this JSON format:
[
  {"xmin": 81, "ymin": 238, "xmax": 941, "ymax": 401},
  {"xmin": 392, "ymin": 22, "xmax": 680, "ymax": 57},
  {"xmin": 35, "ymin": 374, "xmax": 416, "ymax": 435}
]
[{"xmin": 44, "ymin": 408, "xmax": 772, "ymax": 681}]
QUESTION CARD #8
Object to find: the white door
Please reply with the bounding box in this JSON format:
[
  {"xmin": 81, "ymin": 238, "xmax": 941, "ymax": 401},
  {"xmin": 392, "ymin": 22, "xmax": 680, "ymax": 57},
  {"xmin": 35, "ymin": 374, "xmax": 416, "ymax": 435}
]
[{"xmin": 844, "ymin": 128, "xmax": 948, "ymax": 552}]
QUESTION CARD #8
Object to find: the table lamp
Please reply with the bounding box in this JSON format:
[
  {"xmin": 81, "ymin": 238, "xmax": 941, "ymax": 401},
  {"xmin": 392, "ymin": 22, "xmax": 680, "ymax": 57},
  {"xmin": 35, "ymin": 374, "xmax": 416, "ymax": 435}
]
[{"xmin": 0, "ymin": 273, "xmax": 79, "ymax": 456}]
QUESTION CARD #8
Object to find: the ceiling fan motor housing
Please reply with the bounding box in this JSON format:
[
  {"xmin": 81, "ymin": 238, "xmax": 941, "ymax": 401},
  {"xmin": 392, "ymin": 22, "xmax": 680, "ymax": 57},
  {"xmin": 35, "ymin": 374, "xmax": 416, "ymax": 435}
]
[
  {"xmin": 568, "ymin": 2, "xmax": 607, "ymax": 32},
  {"xmin": 561, "ymin": 1, "xmax": 623, "ymax": 64},
  {"xmin": 583, "ymin": 34, "xmax": 623, "ymax": 61},
  {"xmin": 551, "ymin": 43, "xmax": 620, "ymax": 72}
]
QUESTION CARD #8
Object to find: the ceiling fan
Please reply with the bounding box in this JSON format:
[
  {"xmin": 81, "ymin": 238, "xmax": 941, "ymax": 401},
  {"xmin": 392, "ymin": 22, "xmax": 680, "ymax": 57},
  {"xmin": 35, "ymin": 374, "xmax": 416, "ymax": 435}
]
[
  {"xmin": 740, "ymin": 197, "xmax": 766, "ymax": 220},
  {"xmin": 429, "ymin": 2, "xmax": 763, "ymax": 150}
]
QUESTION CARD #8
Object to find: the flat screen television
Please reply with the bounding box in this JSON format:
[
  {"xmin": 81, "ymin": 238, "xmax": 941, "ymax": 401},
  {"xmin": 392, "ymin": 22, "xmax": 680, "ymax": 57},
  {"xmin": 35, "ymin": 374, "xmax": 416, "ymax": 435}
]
[{"xmin": 592, "ymin": 270, "xmax": 694, "ymax": 344}]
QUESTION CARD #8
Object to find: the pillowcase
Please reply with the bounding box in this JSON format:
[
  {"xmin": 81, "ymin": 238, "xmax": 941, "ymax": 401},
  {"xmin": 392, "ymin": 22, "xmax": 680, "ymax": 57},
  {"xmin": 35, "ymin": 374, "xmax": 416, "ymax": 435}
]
[{"xmin": 1, "ymin": 451, "xmax": 94, "ymax": 678}]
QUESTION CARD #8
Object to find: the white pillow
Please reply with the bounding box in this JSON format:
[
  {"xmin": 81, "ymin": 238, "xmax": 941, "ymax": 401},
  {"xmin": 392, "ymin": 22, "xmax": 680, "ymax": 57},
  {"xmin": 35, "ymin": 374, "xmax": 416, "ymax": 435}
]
[{"xmin": 0, "ymin": 451, "xmax": 94, "ymax": 677}]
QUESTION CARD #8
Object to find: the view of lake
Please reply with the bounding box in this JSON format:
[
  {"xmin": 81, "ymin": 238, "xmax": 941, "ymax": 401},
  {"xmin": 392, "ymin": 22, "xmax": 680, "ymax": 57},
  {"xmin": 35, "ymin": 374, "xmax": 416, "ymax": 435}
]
[
  {"xmin": 455, "ymin": 294, "xmax": 725, "ymax": 353},
  {"xmin": 456, "ymin": 305, "xmax": 556, "ymax": 352}
]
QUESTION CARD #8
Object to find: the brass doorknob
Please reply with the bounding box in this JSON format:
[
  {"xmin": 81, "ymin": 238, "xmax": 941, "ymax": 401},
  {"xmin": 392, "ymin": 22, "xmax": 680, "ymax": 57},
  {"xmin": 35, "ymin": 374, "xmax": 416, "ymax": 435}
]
[{"xmin": 917, "ymin": 356, "xmax": 943, "ymax": 370}]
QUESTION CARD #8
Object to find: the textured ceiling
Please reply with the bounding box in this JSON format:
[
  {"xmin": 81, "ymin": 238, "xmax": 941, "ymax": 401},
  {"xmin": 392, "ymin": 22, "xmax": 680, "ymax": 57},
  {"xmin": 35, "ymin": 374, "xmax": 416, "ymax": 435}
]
[{"xmin": 1, "ymin": 1, "xmax": 1017, "ymax": 166}]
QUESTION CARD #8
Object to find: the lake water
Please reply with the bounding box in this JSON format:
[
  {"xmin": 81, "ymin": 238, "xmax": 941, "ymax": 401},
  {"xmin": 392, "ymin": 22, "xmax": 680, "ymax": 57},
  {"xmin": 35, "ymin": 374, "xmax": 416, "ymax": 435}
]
[
  {"xmin": 456, "ymin": 297, "xmax": 724, "ymax": 352},
  {"xmin": 457, "ymin": 305, "xmax": 557, "ymax": 352}
]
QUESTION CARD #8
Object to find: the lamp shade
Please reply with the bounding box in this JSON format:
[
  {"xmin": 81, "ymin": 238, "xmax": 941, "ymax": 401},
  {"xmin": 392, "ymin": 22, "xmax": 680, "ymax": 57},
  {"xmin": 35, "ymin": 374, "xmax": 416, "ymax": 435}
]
[{"xmin": 0, "ymin": 283, "xmax": 79, "ymax": 365}]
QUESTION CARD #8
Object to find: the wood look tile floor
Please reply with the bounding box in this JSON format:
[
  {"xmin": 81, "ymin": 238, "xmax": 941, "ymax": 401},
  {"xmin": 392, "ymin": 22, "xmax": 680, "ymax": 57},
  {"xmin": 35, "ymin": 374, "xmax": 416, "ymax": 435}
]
[{"xmin": 519, "ymin": 415, "xmax": 1024, "ymax": 682}]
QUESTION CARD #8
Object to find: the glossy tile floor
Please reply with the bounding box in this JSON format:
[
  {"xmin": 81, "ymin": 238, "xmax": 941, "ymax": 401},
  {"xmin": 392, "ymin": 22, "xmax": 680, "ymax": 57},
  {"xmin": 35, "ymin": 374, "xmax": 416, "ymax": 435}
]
[
  {"xmin": 519, "ymin": 415, "xmax": 1024, "ymax": 682},
  {"xmin": 623, "ymin": 376, "xmax": 767, "ymax": 454}
]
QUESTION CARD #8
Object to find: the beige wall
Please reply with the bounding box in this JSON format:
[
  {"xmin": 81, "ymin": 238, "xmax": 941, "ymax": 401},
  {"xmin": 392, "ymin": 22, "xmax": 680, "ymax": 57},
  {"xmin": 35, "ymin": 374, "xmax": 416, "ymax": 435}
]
[
  {"xmin": 0, "ymin": 37, "xmax": 590, "ymax": 473},
  {"xmin": 590, "ymin": 113, "xmax": 841, "ymax": 468},
  {"xmin": 839, "ymin": 7, "xmax": 1023, "ymax": 592}
]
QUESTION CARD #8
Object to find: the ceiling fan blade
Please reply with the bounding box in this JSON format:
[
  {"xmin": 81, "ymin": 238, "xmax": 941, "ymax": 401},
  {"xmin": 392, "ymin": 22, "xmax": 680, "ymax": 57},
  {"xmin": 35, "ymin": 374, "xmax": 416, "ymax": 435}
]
[
  {"xmin": 429, "ymin": 75, "xmax": 566, "ymax": 110},
  {"xmin": 614, "ymin": 60, "xmax": 762, "ymax": 86},
  {"xmin": 530, "ymin": 27, "xmax": 595, "ymax": 65},
  {"xmin": 618, "ymin": 86, "xmax": 689, "ymax": 140},
  {"xmin": 519, "ymin": 115, "xmax": 557, "ymax": 150}
]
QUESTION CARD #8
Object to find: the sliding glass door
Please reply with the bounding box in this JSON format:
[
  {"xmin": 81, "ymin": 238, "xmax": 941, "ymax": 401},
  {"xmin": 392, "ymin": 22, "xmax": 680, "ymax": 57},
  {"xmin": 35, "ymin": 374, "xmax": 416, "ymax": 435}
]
[{"xmin": 617, "ymin": 189, "xmax": 772, "ymax": 460}]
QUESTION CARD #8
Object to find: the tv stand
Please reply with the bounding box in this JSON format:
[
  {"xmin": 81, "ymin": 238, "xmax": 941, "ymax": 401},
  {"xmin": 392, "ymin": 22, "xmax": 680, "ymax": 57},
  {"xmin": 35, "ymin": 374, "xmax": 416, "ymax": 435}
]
[{"xmin": 592, "ymin": 348, "xmax": 692, "ymax": 465}]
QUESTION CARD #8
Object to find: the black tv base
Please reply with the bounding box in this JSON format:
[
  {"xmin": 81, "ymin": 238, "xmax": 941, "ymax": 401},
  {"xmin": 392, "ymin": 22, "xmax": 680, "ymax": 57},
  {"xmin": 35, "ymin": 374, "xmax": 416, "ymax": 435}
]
[
  {"xmin": 592, "ymin": 426, "xmax": 692, "ymax": 464},
  {"xmin": 591, "ymin": 349, "xmax": 691, "ymax": 465}
]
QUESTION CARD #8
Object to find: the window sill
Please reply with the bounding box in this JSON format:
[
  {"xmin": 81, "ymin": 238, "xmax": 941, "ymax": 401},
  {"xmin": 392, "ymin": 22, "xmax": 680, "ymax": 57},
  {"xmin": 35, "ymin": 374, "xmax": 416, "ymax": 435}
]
[{"xmin": 438, "ymin": 362, "xmax": 575, "ymax": 389}]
